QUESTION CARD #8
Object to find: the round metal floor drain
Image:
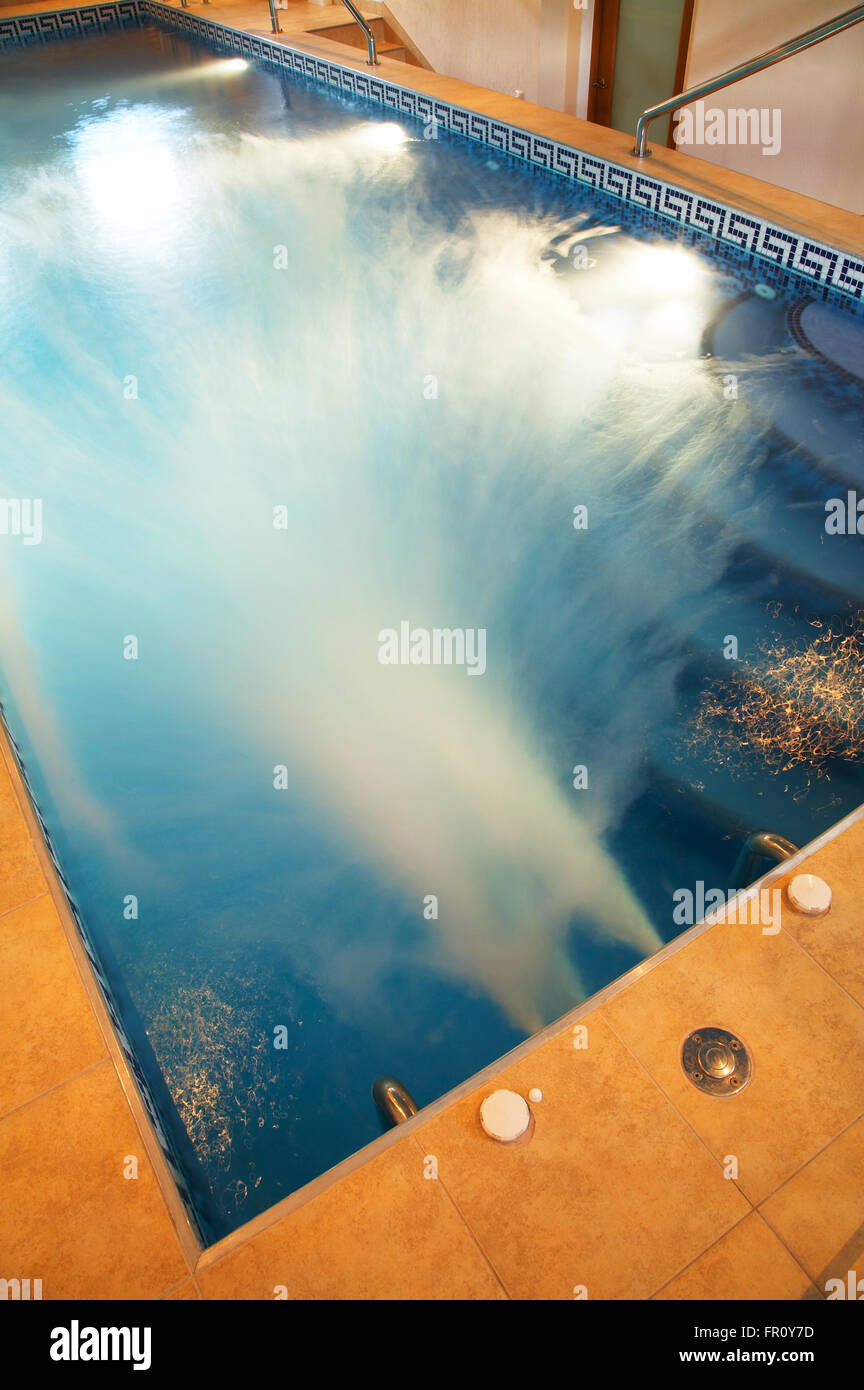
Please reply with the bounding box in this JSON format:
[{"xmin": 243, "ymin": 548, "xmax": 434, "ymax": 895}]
[{"xmin": 682, "ymin": 1028, "xmax": 751, "ymax": 1097}]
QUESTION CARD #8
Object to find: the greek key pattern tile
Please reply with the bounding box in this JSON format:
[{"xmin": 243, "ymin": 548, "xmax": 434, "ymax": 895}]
[{"xmin": 0, "ymin": 1, "xmax": 139, "ymax": 44}]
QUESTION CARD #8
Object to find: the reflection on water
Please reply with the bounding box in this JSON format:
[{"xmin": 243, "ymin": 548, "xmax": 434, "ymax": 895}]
[
  {"xmin": 1, "ymin": 28, "xmax": 862, "ymax": 1238},
  {"xmin": 146, "ymin": 967, "xmax": 294, "ymax": 1212},
  {"xmin": 688, "ymin": 609, "xmax": 864, "ymax": 787}
]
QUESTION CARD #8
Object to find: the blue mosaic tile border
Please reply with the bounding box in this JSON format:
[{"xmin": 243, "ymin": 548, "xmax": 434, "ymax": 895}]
[
  {"xmin": 137, "ymin": 0, "xmax": 864, "ymax": 305},
  {"xmin": 0, "ymin": 0, "xmax": 140, "ymax": 44},
  {"xmin": 0, "ymin": 698, "xmax": 205, "ymax": 1246},
  {"xmin": 1, "ymin": 0, "xmax": 862, "ymax": 303}
]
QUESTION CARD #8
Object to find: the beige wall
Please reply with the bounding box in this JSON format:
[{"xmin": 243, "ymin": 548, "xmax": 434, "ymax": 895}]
[
  {"xmin": 383, "ymin": 0, "xmax": 596, "ymax": 115},
  {"xmin": 383, "ymin": 0, "xmax": 545, "ymax": 104},
  {"xmin": 539, "ymin": 0, "xmax": 585, "ymax": 114},
  {"xmin": 683, "ymin": 0, "xmax": 864, "ymax": 213}
]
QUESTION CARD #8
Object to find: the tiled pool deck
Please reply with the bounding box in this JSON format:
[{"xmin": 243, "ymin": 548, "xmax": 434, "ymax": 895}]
[{"xmin": 2, "ymin": 0, "xmax": 864, "ymax": 1301}]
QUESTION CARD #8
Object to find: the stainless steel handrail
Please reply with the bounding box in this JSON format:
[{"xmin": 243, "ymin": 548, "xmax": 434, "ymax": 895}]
[
  {"xmin": 732, "ymin": 830, "xmax": 799, "ymax": 890},
  {"xmin": 633, "ymin": 4, "xmax": 864, "ymax": 156},
  {"xmin": 338, "ymin": 0, "xmax": 379, "ymax": 66},
  {"xmin": 261, "ymin": 0, "xmax": 378, "ymax": 58},
  {"xmin": 372, "ymin": 1076, "xmax": 418, "ymax": 1125}
]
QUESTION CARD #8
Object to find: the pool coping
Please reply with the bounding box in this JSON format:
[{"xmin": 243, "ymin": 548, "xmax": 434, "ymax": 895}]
[
  {"xmin": 0, "ymin": 714, "xmax": 203, "ymax": 1268},
  {"xmin": 2, "ymin": 0, "xmax": 863, "ymax": 304},
  {"xmin": 2, "ymin": 0, "xmax": 864, "ymax": 1270}
]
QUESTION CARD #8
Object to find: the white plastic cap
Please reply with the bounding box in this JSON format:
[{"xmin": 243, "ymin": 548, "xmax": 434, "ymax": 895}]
[
  {"xmin": 480, "ymin": 1089, "xmax": 530, "ymax": 1142},
  {"xmin": 786, "ymin": 873, "xmax": 832, "ymax": 917},
  {"xmin": 528, "ymin": 1088, "xmax": 543, "ymax": 1104}
]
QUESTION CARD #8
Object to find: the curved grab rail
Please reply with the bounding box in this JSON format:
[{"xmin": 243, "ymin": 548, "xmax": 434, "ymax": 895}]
[
  {"xmin": 633, "ymin": 4, "xmax": 864, "ymax": 156},
  {"xmin": 732, "ymin": 830, "xmax": 799, "ymax": 890},
  {"xmin": 338, "ymin": 0, "xmax": 379, "ymax": 66},
  {"xmin": 264, "ymin": 0, "xmax": 378, "ymax": 61},
  {"xmin": 372, "ymin": 1076, "xmax": 418, "ymax": 1126}
]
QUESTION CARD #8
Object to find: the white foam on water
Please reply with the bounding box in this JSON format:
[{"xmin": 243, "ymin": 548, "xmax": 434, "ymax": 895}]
[{"xmin": 0, "ymin": 97, "xmax": 774, "ymax": 1032}]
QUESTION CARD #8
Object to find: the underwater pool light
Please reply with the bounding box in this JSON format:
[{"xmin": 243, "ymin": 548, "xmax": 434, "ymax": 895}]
[
  {"xmin": 72, "ymin": 107, "xmax": 184, "ymax": 242},
  {"xmin": 360, "ymin": 121, "xmax": 409, "ymax": 150},
  {"xmin": 618, "ymin": 242, "xmax": 706, "ymax": 296}
]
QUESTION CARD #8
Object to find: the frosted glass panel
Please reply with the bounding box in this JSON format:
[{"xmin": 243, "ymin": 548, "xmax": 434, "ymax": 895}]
[{"xmin": 609, "ymin": 0, "xmax": 686, "ymax": 137}]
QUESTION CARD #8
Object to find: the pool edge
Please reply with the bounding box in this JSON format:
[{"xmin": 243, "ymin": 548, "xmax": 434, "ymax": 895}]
[{"xmin": 0, "ymin": 714, "xmax": 204, "ymax": 1270}]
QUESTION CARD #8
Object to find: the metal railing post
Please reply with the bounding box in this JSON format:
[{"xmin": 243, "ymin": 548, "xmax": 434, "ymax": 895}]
[
  {"xmin": 268, "ymin": 0, "xmax": 280, "ymax": 35},
  {"xmin": 338, "ymin": 0, "xmax": 379, "ymax": 65}
]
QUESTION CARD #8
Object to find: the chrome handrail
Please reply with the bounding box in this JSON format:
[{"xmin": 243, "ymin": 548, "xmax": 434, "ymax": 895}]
[
  {"xmin": 338, "ymin": 0, "xmax": 379, "ymax": 66},
  {"xmin": 732, "ymin": 830, "xmax": 799, "ymax": 890},
  {"xmin": 372, "ymin": 1076, "xmax": 418, "ymax": 1125},
  {"xmin": 633, "ymin": 3, "xmax": 864, "ymax": 156}
]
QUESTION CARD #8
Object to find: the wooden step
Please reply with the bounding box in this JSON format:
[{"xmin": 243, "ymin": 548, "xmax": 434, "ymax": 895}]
[
  {"xmin": 378, "ymin": 42, "xmax": 408, "ymax": 62},
  {"xmin": 308, "ymin": 16, "xmax": 417, "ymax": 64},
  {"xmin": 308, "ymin": 18, "xmax": 389, "ymax": 48}
]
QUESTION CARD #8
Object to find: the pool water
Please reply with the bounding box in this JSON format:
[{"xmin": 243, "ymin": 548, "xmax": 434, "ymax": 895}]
[{"xmin": 1, "ymin": 23, "xmax": 862, "ymax": 1241}]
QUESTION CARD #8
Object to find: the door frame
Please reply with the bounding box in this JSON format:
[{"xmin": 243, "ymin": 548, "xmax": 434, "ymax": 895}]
[
  {"xmin": 586, "ymin": 0, "xmax": 619, "ymax": 127},
  {"xmin": 587, "ymin": 0, "xmax": 695, "ymax": 147},
  {"xmin": 667, "ymin": 0, "xmax": 696, "ymax": 147}
]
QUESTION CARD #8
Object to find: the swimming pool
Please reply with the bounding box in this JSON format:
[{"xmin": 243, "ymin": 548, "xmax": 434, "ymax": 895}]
[{"xmin": 1, "ymin": 16, "xmax": 863, "ymax": 1243}]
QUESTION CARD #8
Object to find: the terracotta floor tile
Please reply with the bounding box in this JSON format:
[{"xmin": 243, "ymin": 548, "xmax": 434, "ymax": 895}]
[
  {"xmin": 654, "ymin": 1212, "xmax": 816, "ymax": 1300},
  {"xmin": 760, "ymin": 1116, "xmax": 864, "ymax": 1290},
  {"xmin": 0, "ymin": 1062, "xmax": 189, "ymax": 1299},
  {"xmin": 777, "ymin": 821, "xmax": 864, "ymax": 1007},
  {"xmin": 0, "ymin": 896, "xmax": 105, "ymax": 1115},
  {"xmin": 162, "ymin": 1279, "xmax": 201, "ymax": 1300},
  {"xmin": 603, "ymin": 921, "xmax": 864, "ymax": 1204},
  {"xmin": 197, "ymin": 1138, "xmax": 506, "ymax": 1300},
  {"xmin": 0, "ymin": 757, "xmax": 46, "ymax": 917},
  {"xmin": 409, "ymin": 1014, "xmax": 749, "ymax": 1300}
]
